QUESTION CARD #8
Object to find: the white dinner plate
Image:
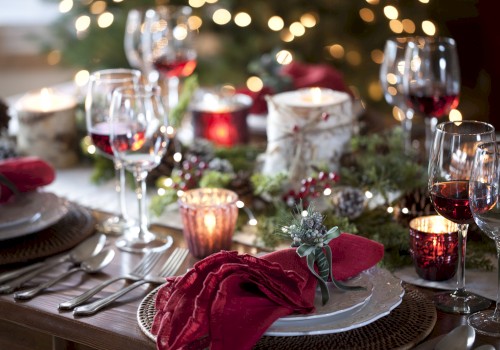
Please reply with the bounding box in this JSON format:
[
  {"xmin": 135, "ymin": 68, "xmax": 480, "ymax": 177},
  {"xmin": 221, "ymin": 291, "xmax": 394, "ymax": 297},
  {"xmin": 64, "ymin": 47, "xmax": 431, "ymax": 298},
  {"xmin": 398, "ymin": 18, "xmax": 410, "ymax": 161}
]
[
  {"xmin": 264, "ymin": 267, "xmax": 404, "ymax": 336},
  {"xmin": 0, "ymin": 192, "xmax": 68, "ymax": 240},
  {"xmin": 274, "ymin": 272, "xmax": 373, "ymax": 324}
]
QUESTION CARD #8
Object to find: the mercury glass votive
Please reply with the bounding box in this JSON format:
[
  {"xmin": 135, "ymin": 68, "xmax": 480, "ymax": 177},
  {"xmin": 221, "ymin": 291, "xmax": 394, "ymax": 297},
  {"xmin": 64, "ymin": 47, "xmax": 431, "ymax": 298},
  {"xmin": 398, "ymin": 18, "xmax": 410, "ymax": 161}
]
[
  {"xmin": 178, "ymin": 188, "xmax": 239, "ymax": 259},
  {"xmin": 409, "ymin": 215, "xmax": 459, "ymax": 281}
]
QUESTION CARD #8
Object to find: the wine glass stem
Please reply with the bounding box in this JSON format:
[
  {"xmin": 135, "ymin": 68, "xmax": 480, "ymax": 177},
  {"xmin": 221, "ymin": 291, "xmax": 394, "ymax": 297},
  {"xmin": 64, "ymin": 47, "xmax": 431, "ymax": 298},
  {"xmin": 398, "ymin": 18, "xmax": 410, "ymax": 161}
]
[
  {"xmin": 425, "ymin": 117, "xmax": 438, "ymax": 156},
  {"xmin": 133, "ymin": 169, "xmax": 149, "ymax": 239},
  {"xmin": 401, "ymin": 109, "xmax": 413, "ymax": 153},
  {"xmin": 168, "ymin": 76, "xmax": 180, "ymax": 109},
  {"xmin": 114, "ymin": 160, "xmax": 128, "ymax": 220},
  {"xmin": 494, "ymin": 238, "xmax": 500, "ymax": 322},
  {"xmin": 456, "ymin": 223, "xmax": 469, "ymax": 297}
]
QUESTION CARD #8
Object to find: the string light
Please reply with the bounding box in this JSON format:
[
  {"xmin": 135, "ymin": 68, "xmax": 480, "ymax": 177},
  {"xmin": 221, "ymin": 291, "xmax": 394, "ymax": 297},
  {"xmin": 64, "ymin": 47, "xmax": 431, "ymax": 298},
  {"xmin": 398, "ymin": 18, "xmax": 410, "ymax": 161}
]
[
  {"xmin": 234, "ymin": 12, "xmax": 251, "ymax": 27},
  {"xmin": 359, "ymin": 8, "xmax": 375, "ymax": 22},
  {"xmin": 246, "ymin": 76, "xmax": 263, "ymax": 92},
  {"xmin": 422, "ymin": 20, "xmax": 436, "ymax": 35},
  {"xmin": 97, "ymin": 12, "xmax": 114, "ymax": 28},
  {"xmin": 329, "ymin": 44, "xmax": 345, "ymax": 59},
  {"xmin": 59, "ymin": 0, "xmax": 73, "ymax": 13},
  {"xmin": 213, "ymin": 9, "xmax": 231, "ymax": 25},
  {"xmin": 268, "ymin": 16, "xmax": 284, "ymax": 31}
]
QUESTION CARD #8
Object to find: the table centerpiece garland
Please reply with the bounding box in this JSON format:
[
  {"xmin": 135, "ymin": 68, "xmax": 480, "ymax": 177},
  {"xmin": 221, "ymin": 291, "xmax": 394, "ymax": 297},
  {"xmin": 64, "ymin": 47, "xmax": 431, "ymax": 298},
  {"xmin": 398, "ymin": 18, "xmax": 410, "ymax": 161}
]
[{"xmin": 148, "ymin": 126, "xmax": 495, "ymax": 271}]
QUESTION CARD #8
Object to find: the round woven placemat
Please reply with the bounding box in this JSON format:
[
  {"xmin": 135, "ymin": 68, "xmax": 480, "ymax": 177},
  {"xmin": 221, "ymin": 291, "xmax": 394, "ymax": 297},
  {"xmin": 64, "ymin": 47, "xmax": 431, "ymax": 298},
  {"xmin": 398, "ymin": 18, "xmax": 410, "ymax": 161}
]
[
  {"xmin": 0, "ymin": 202, "xmax": 95, "ymax": 266},
  {"xmin": 138, "ymin": 288, "xmax": 436, "ymax": 349}
]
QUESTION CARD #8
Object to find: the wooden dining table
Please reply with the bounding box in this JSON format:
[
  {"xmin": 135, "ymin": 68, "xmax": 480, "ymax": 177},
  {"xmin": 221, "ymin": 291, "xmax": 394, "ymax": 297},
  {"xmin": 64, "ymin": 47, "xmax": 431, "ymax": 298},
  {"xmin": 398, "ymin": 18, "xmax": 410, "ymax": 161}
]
[{"xmin": 0, "ymin": 208, "xmax": 499, "ymax": 350}]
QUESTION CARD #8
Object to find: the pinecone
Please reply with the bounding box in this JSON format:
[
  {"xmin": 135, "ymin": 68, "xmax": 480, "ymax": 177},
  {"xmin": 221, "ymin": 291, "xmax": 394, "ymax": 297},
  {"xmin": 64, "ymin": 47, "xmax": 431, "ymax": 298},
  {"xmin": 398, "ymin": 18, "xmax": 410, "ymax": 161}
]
[
  {"xmin": 331, "ymin": 187, "xmax": 365, "ymax": 219},
  {"xmin": 397, "ymin": 187, "xmax": 435, "ymax": 226}
]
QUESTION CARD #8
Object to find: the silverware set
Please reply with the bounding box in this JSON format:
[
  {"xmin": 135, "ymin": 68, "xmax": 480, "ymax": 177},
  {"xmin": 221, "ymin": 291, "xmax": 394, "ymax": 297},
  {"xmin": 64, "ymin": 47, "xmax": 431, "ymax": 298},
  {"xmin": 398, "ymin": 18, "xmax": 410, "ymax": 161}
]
[{"xmin": 0, "ymin": 233, "xmax": 189, "ymax": 316}]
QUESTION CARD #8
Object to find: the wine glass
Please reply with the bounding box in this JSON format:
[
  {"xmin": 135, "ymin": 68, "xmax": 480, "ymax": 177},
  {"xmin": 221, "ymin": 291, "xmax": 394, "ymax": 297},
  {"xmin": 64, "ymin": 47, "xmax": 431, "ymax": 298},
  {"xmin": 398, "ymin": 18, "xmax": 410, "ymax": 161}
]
[
  {"xmin": 403, "ymin": 36, "xmax": 461, "ymax": 154},
  {"xmin": 142, "ymin": 5, "xmax": 197, "ymax": 110},
  {"xmin": 109, "ymin": 84, "xmax": 172, "ymax": 252},
  {"xmin": 124, "ymin": 8, "xmax": 159, "ymax": 84},
  {"xmin": 468, "ymin": 140, "xmax": 500, "ymax": 336},
  {"xmin": 380, "ymin": 37, "xmax": 415, "ymax": 152},
  {"xmin": 86, "ymin": 68, "xmax": 141, "ymax": 236},
  {"xmin": 428, "ymin": 120, "xmax": 495, "ymax": 314}
]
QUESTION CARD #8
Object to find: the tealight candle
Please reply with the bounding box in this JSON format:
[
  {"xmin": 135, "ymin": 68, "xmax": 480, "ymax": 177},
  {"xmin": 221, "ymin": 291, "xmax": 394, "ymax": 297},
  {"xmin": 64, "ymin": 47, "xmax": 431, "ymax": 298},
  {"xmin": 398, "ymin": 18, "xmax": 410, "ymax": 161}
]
[
  {"xmin": 178, "ymin": 188, "xmax": 239, "ymax": 259},
  {"xmin": 190, "ymin": 88, "xmax": 252, "ymax": 147},
  {"xmin": 15, "ymin": 87, "xmax": 78, "ymax": 168},
  {"xmin": 409, "ymin": 215, "xmax": 459, "ymax": 281}
]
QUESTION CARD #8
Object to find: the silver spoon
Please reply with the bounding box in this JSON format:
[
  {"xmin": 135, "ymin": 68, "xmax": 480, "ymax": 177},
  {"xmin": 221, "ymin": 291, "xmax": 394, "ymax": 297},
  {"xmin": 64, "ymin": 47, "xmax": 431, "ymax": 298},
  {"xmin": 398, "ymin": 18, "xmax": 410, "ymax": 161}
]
[
  {"xmin": 13, "ymin": 248, "xmax": 115, "ymax": 300},
  {"xmin": 435, "ymin": 325, "xmax": 476, "ymax": 350},
  {"xmin": 0, "ymin": 234, "xmax": 106, "ymax": 294}
]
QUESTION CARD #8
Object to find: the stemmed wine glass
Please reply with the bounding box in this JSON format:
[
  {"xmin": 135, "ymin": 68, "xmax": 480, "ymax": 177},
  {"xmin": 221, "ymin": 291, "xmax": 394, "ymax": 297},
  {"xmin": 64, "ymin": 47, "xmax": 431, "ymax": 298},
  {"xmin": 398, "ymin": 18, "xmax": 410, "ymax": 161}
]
[
  {"xmin": 109, "ymin": 84, "xmax": 172, "ymax": 252},
  {"xmin": 124, "ymin": 8, "xmax": 158, "ymax": 84},
  {"xmin": 85, "ymin": 68, "xmax": 141, "ymax": 236},
  {"xmin": 142, "ymin": 5, "xmax": 197, "ymax": 110},
  {"xmin": 428, "ymin": 120, "xmax": 495, "ymax": 314},
  {"xmin": 468, "ymin": 140, "xmax": 500, "ymax": 335},
  {"xmin": 403, "ymin": 36, "xmax": 460, "ymax": 154},
  {"xmin": 380, "ymin": 37, "xmax": 414, "ymax": 152}
]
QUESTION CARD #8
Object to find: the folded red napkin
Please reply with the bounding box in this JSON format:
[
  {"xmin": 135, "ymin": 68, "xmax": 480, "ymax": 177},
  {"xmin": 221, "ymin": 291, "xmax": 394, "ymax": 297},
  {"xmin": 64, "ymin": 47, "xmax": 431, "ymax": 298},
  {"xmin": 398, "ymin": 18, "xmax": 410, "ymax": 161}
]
[
  {"xmin": 152, "ymin": 233, "xmax": 384, "ymax": 350},
  {"xmin": 280, "ymin": 61, "xmax": 353, "ymax": 97},
  {"xmin": 0, "ymin": 156, "xmax": 55, "ymax": 203}
]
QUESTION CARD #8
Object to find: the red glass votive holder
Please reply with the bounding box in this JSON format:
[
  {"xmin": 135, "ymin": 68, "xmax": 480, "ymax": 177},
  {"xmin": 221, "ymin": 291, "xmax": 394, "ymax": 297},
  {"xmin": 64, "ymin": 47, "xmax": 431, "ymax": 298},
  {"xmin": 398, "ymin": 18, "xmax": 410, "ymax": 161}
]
[
  {"xmin": 190, "ymin": 88, "xmax": 252, "ymax": 147},
  {"xmin": 178, "ymin": 188, "xmax": 239, "ymax": 259},
  {"xmin": 409, "ymin": 215, "xmax": 459, "ymax": 281}
]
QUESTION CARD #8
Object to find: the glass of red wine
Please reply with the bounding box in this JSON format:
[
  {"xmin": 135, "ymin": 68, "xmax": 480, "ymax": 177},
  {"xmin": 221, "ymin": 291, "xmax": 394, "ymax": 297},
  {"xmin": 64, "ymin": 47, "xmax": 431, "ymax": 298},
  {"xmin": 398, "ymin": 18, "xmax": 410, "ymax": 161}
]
[
  {"xmin": 142, "ymin": 5, "xmax": 197, "ymax": 110},
  {"xmin": 403, "ymin": 36, "xmax": 460, "ymax": 155},
  {"xmin": 468, "ymin": 140, "xmax": 500, "ymax": 335},
  {"xmin": 109, "ymin": 84, "xmax": 173, "ymax": 252},
  {"xmin": 428, "ymin": 120, "xmax": 495, "ymax": 313},
  {"xmin": 379, "ymin": 37, "xmax": 415, "ymax": 153},
  {"xmin": 85, "ymin": 69, "xmax": 141, "ymax": 236}
]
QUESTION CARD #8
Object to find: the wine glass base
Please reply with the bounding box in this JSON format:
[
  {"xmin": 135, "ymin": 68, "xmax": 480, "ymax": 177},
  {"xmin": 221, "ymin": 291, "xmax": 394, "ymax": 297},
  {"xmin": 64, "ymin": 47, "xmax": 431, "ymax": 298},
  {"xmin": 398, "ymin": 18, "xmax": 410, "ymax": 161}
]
[
  {"xmin": 115, "ymin": 231, "xmax": 173, "ymax": 253},
  {"xmin": 468, "ymin": 310, "xmax": 500, "ymax": 337},
  {"xmin": 434, "ymin": 290, "xmax": 491, "ymax": 314},
  {"xmin": 97, "ymin": 216, "xmax": 139, "ymax": 236}
]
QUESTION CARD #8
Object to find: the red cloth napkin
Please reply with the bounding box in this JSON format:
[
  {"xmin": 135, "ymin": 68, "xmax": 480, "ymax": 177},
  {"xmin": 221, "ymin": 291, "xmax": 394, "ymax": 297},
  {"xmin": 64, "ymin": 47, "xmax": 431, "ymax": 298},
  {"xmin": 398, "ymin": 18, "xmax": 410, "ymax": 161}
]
[
  {"xmin": 0, "ymin": 156, "xmax": 55, "ymax": 203},
  {"xmin": 152, "ymin": 233, "xmax": 384, "ymax": 350},
  {"xmin": 280, "ymin": 61, "xmax": 353, "ymax": 97}
]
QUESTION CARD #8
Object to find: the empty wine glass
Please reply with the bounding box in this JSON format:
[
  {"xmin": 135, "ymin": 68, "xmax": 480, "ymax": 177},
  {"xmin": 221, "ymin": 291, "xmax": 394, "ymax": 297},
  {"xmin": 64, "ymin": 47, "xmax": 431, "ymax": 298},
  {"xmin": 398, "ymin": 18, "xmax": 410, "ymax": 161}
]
[
  {"xmin": 124, "ymin": 8, "xmax": 158, "ymax": 84},
  {"xmin": 109, "ymin": 84, "xmax": 172, "ymax": 252},
  {"xmin": 468, "ymin": 140, "xmax": 500, "ymax": 336},
  {"xmin": 86, "ymin": 68, "xmax": 141, "ymax": 236},
  {"xmin": 380, "ymin": 37, "xmax": 415, "ymax": 152},
  {"xmin": 429, "ymin": 120, "xmax": 495, "ymax": 314},
  {"xmin": 142, "ymin": 5, "xmax": 197, "ymax": 110},
  {"xmin": 403, "ymin": 36, "xmax": 461, "ymax": 154}
]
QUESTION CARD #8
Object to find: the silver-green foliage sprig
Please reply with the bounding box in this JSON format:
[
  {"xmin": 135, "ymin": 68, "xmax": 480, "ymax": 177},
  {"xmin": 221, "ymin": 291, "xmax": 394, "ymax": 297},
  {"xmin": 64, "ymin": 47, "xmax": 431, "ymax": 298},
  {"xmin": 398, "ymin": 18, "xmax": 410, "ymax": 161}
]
[{"xmin": 279, "ymin": 203, "xmax": 364, "ymax": 305}]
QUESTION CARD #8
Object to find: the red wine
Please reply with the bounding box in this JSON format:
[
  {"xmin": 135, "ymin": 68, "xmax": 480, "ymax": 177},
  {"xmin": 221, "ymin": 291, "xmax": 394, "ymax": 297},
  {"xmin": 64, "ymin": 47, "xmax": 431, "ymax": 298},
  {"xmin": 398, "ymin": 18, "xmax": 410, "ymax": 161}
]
[
  {"xmin": 407, "ymin": 92, "xmax": 458, "ymax": 118},
  {"xmin": 90, "ymin": 122, "xmax": 143, "ymax": 155},
  {"xmin": 153, "ymin": 55, "xmax": 197, "ymax": 78},
  {"xmin": 430, "ymin": 180, "xmax": 474, "ymax": 224}
]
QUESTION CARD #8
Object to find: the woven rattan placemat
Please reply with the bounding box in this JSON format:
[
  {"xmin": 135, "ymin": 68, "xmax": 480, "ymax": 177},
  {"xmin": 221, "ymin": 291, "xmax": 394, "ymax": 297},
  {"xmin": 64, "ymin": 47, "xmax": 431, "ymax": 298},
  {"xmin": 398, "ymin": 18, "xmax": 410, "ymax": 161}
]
[
  {"xmin": 138, "ymin": 287, "xmax": 436, "ymax": 349},
  {"xmin": 0, "ymin": 202, "xmax": 95, "ymax": 266}
]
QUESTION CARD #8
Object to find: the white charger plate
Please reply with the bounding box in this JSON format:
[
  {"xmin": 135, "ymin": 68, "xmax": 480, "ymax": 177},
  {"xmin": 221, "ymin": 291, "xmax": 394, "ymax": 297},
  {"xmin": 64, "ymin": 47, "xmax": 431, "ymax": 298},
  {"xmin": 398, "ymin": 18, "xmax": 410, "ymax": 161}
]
[
  {"xmin": 274, "ymin": 272, "xmax": 373, "ymax": 324},
  {"xmin": 0, "ymin": 192, "xmax": 68, "ymax": 240},
  {"xmin": 265, "ymin": 267, "xmax": 404, "ymax": 336}
]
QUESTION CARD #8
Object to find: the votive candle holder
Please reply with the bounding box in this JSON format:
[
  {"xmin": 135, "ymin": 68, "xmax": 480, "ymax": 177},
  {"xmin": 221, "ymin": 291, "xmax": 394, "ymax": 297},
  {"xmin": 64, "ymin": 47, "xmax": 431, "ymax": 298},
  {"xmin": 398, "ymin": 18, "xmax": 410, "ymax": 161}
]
[
  {"xmin": 178, "ymin": 188, "xmax": 238, "ymax": 259},
  {"xmin": 409, "ymin": 215, "xmax": 459, "ymax": 281}
]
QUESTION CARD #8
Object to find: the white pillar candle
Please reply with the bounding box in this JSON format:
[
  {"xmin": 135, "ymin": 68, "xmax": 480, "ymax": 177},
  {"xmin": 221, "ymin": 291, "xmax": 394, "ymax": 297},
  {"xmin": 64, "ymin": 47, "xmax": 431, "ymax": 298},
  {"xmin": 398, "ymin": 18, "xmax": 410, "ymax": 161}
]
[
  {"xmin": 15, "ymin": 88, "xmax": 79, "ymax": 168},
  {"xmin": 263, "ymin": 88, "xmax": 355, "ymax": 188}
]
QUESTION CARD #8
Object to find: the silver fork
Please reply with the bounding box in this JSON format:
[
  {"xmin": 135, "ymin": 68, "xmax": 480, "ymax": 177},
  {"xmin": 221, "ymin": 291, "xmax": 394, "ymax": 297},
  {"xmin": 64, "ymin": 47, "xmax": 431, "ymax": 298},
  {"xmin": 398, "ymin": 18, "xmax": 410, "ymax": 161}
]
[
  {"xmin": 73, "ymin": 247, "xmax": 189, "ymax": 316},
  {"xmin": 58, "ymin": 247, "xmax": 166, "ymax": 310}
]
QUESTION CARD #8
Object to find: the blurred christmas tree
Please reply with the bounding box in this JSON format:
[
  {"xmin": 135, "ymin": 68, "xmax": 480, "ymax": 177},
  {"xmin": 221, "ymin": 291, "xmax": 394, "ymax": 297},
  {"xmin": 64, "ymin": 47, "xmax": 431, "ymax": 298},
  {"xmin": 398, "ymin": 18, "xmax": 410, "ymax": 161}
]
[{"xmin": 41, "ymin": 0, "xmax": 479, "ymax": 112}]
